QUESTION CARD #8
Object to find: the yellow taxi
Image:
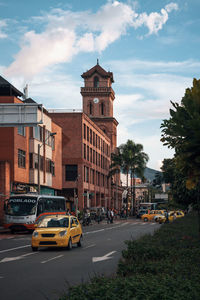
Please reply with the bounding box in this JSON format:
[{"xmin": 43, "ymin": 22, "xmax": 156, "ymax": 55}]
[
  {"xmin": 175, "ymin": 210, "xmax": 185, "ymax": 218},
  {"xmin": 141, "ymin": 210, "xmax": 165, "ymax": 222},
  {"xmin": 158, "ymin": 211, "xmax": 177, "ymax": 224},
  {"xmin": 31, "ymin": 214, "xmax": 83, "ymax": 251}
]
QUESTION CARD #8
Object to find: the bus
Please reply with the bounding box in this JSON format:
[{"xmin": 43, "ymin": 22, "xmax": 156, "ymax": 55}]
[
  {"xmin": 138, "ymin": 202, "xmax": 158, "ymax": 211},
  {"xmin": 3, "ymin": 194, "xmax": 67, "ymax": 232}
]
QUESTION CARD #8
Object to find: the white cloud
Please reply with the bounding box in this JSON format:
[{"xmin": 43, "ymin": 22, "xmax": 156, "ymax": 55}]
[
  {"xmin": 132, "ymin": 2, "xmax": 178, "ymax": 35},
  {"xmin": 0, "ymin": 19, "xmax": 7, "ymax": 38},
  {"xmin": 117, "ymin": 123, "xmax": 174, "ymax": 171},
  {"xmin": 4, "ymin": 1, "xmax": 179, "ymax": 79},
  {"xmin": 109, "ymin": 58, "xmax": 200, "ymax": 73},
  {"xmin": 8, "ymin": 66, "xmax": 82, "ymax": 109},
  {"xmin": 165, "ymin": 3, "xmax": 178, "ymax": 13},
  {"xmin": 113, "ymin": 72, "xmax": 192, "ymax": 129},
  {"xmin": 134, "ymin": 134, "xmax": 174, "ymax": 170}
]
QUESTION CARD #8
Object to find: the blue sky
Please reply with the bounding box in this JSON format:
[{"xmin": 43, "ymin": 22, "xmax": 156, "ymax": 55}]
[{"xmin": 0, "ymin": 0, "xmax": 200, "ymax": 170}]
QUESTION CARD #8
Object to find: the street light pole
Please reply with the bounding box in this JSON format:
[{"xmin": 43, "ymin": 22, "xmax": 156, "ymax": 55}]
[
  {"xmin": 37, "ymin": 132, "xmax": 56, "ymax": 195},
  {"xmin": 38, "ymin": 143, "xmax": 41, "ymax": 194}
]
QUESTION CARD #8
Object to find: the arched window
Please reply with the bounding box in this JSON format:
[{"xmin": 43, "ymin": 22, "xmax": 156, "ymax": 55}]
[
  {"xmin": 89, "ymin": 102, "xmax": 93, "ymax": 115},
  {"xmin": 94, "ymin": 76, "xmax": 99, "ymax": 88},
  {"xmin": 101, "ymin": 102, "xmax": 104, "ymax": 115}
]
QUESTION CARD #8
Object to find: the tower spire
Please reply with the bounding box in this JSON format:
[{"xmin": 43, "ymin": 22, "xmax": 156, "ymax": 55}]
[{"xmin": 97, "ymin": 58, "xmax": 99, "ymax": 65}]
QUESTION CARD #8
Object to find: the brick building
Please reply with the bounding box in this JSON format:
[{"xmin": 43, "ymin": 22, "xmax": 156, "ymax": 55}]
[
  {"xmin": 49, "ymin": 62, "xmax": 122, "ymax": 211},
  {"xmin": 49, "ymin": 111, "xmax": 112, "ymax": 210},
  {"xmin": 0, "ymin": 62, "xmax": 123, "ymax": 222},
  {"xmin": 0, "ymin": 76, "xmax": 62, "ymax": 224}
]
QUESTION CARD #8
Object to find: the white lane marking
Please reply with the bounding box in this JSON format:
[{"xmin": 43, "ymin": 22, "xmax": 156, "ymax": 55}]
[
  {"xmin": 41, "ymin": 255, "xmax": 63, "ymax": 264},
  {"xmin": 84, "ymin": 223, "xmax": 128, "ymax": 235},
  {"xmin": 92, "ymin": 251, "xmax": 116, "ymax": 263},
  {"xmin": 0, "ymin": 252, "xmax": 37, "ymax": 263},
  {"xmin": 83, "ymin": 244, "xmax": 96, "ymax": 249},
  {"xmin": 0, "ymin": 244, "xmax": 30, "ymax": 254},
  {"xmin": 84, "ymin": 229, "xmax": 104, "ymax": 235}
]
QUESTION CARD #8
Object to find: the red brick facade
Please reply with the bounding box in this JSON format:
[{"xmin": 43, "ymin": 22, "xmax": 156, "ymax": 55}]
[
  {"xmin": 0, "ymin": 63, "xmax": 123, "ymax": 222},
  {"xmin": 49, "ymin": 112, "xmax": 112, "ymax": 210},
  {"xmin": 0, "ymin": 83, "xmax": 62, "ymax": 223}
]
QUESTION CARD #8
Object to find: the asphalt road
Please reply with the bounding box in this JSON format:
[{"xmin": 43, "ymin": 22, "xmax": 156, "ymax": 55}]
[{"xmin": 0, "ymin": 218, "xmax": 161, "ymax": 300}]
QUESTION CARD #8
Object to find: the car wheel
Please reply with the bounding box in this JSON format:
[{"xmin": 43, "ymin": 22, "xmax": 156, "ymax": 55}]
[
  {"xmin": 67, "ymin": 238, "xmax": 72, "ymax": 250},
  {"xmin": 77, "ymin": 235, "xmax": 83, "ymax": 247},
  {"xmin": 32, "ymin": 246, "xmax": 38, "ymax": 252},
  {"xmin": 144, "ymin": 217, "xmax": 148, "ymax": 222}
]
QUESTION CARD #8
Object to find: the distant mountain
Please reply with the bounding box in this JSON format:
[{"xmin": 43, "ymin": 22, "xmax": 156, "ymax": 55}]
[
  {"xmin": 144, "ymin": 167, "xmax": 162, "ymax": 182},
  {"xmin": 120, "ymin": 167, "xmax": 162, "ymax": 185}
]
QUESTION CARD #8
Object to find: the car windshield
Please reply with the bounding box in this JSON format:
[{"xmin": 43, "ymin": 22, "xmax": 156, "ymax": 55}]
[{"xmin": 38, "ymin": 216, "xmax": 69, "ymax": 228}]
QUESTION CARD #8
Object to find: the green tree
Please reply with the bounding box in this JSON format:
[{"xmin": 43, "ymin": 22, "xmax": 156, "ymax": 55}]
[
  {"xmin": 161, "ymin": 78, "xmax": 200, "ymax": 235},
  {"xmin": 161, "ymin": 158, "xmax": 196, "ymax": 210},
  {"xmin": 110, "ymin": 140, "xmax": 149, "ymax": 213}
]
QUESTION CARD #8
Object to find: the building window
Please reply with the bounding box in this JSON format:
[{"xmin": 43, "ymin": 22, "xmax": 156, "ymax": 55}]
[
  {"xmin": 40, "ymin": 156, "xmax": 44, "ymax": 171},
  {"xmin": 45, "ymin": 130, "xmax": 52, "ymax": 146},
  {"xmin": 84, "ymin": 124, "xmax": 86, "ymax": 139},
  {"xmin": 18, "ymin": 149, "xmax": 26, "ymax": 168},
  {"xmin": 89, "ymin": 102, "xmax": 93, "ymax": 115},
  {"xmin": 51, "ymin": 161, "xmax": 55, "ymax": 176},
  {"xmin": 65, "ymin": 165, "xmax": 78, "ymax": 181},
  {"xmin": 34, "ymin": 125, "xmax": 43, "ymax": 141},
  {"xmin": 87, "ymin": 145, "xmax": 89, "ymax": 161},
  {"xmin": 87, "ymin": 126, "xmax": 89, "ymax": 142},
  {"xmin": 101, "ymin": 102, "xmax": 104, "ymax": 115},
  {"xmin": 29, "ymin": 153, "xmax": 33, "ymax": 169},
  {"xmin": 90, "ymin": 129, "xmax": 92, "ymax": 144},
  {"xmin": 93, "ymin": 150, "xmax": 95, "ymax": 164},
  {"xmin": 51, "ymin": 135, "xmax": 55, "ymax": 150},
  {"xmin": 18, "ymin": 126, "xmax": 26, "ymax": 136},
  {"xmin": 94, "ymin": 76, "xmax": 99, "ymax": 88},
  {"xmin": 93, "ymin": 132, "xmax": 95, "ymax": 146},
  {"xmin": 85, "ymin": 167, "xmax": 89, "ymax": 183},
  {"xmin": 84, "ymin": 144, "xmax": 86, "ymax": 159},
  {"xmin": 90, "ymin": 148, "xmax": 92, "ymax": 163},
  {"xmin": 46, "ymin": 158, "xmax": 51, "ymax": 173}
]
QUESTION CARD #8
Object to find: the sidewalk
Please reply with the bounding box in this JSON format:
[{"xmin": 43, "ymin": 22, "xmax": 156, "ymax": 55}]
[{"xmin": 0, "ymin": 226, "xmax": 10, "ymax": 233}]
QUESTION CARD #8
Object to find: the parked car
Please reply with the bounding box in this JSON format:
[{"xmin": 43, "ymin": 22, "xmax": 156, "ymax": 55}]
[
  {"xmin": 141, "ymin": 210, "xmax": 165, "ymax": 222},
  {"xmin": 31, "ymin": 215, "xmax": 83, "ymax": 251}
]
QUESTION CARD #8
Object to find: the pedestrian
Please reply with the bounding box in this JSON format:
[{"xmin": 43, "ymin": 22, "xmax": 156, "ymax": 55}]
[
  {"xmin": 110, "ymin": 209, "xmax": 114, "ymax": 223},
  {"xmin": 107, "ymin": 208, "xmax": 111, "ymax": 224},
  {"xmin": 96, "ymin": 209, "xmax": 101, "ymax": 224}
]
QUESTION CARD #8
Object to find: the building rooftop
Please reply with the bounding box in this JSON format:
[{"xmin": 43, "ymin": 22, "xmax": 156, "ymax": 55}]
[{"xmin": 0, "ymin": 75, "xmax": 24, "ymax": 97}]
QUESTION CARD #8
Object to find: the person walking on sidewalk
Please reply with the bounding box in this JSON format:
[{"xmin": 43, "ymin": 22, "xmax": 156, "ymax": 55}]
[
  {"xmin": 107, "ymin": 208, "xmax": 111, "ymax": 224},
  {"xmin": 110, "ymin": 209, "xmax": 114, "ymax": 223}
]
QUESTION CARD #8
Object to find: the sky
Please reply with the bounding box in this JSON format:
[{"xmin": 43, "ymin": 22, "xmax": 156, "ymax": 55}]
[{"xmin": 0, "ymin": 0, "xmax": 200, "ymax": 171}]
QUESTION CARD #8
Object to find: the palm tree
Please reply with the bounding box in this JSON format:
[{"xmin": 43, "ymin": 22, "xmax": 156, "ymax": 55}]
[
  {"xmin": 123, "ymin": 140, "xmax": 149, "ymax": 213},
  {"xmin": 110, "ymin": 140, "xmax": 149, "ymax": 214}
]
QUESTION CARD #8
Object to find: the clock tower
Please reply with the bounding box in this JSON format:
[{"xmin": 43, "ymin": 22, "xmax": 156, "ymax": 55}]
[{"xmin": 81, "ymin": 61, "xmax": 118, "ymax": 151}]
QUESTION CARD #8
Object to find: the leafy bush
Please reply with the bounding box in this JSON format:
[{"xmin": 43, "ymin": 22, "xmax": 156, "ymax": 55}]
[{"xmin": 59, "ymin": 212, "xmax": 200, "ymax": 300}]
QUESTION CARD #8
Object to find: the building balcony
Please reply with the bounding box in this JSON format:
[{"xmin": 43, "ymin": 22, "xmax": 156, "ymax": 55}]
[{"xmin": 80, "ymin": 87, "xmax": 115, "ymax": 98}]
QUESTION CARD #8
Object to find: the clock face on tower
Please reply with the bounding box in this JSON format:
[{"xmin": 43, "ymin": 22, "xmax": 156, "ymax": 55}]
[{"xmin": 93, "ymin": 97, "xmax": 99, "ymax": 104}]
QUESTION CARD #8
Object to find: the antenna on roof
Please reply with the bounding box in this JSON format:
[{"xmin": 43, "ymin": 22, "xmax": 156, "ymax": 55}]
[
  {"xmin": 97, "ymin": 58, "xmax": 99, "ymax": 65},
  {"xmin": 23, "ymin": 84, "xmax": 28, "ymax": 100}
]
